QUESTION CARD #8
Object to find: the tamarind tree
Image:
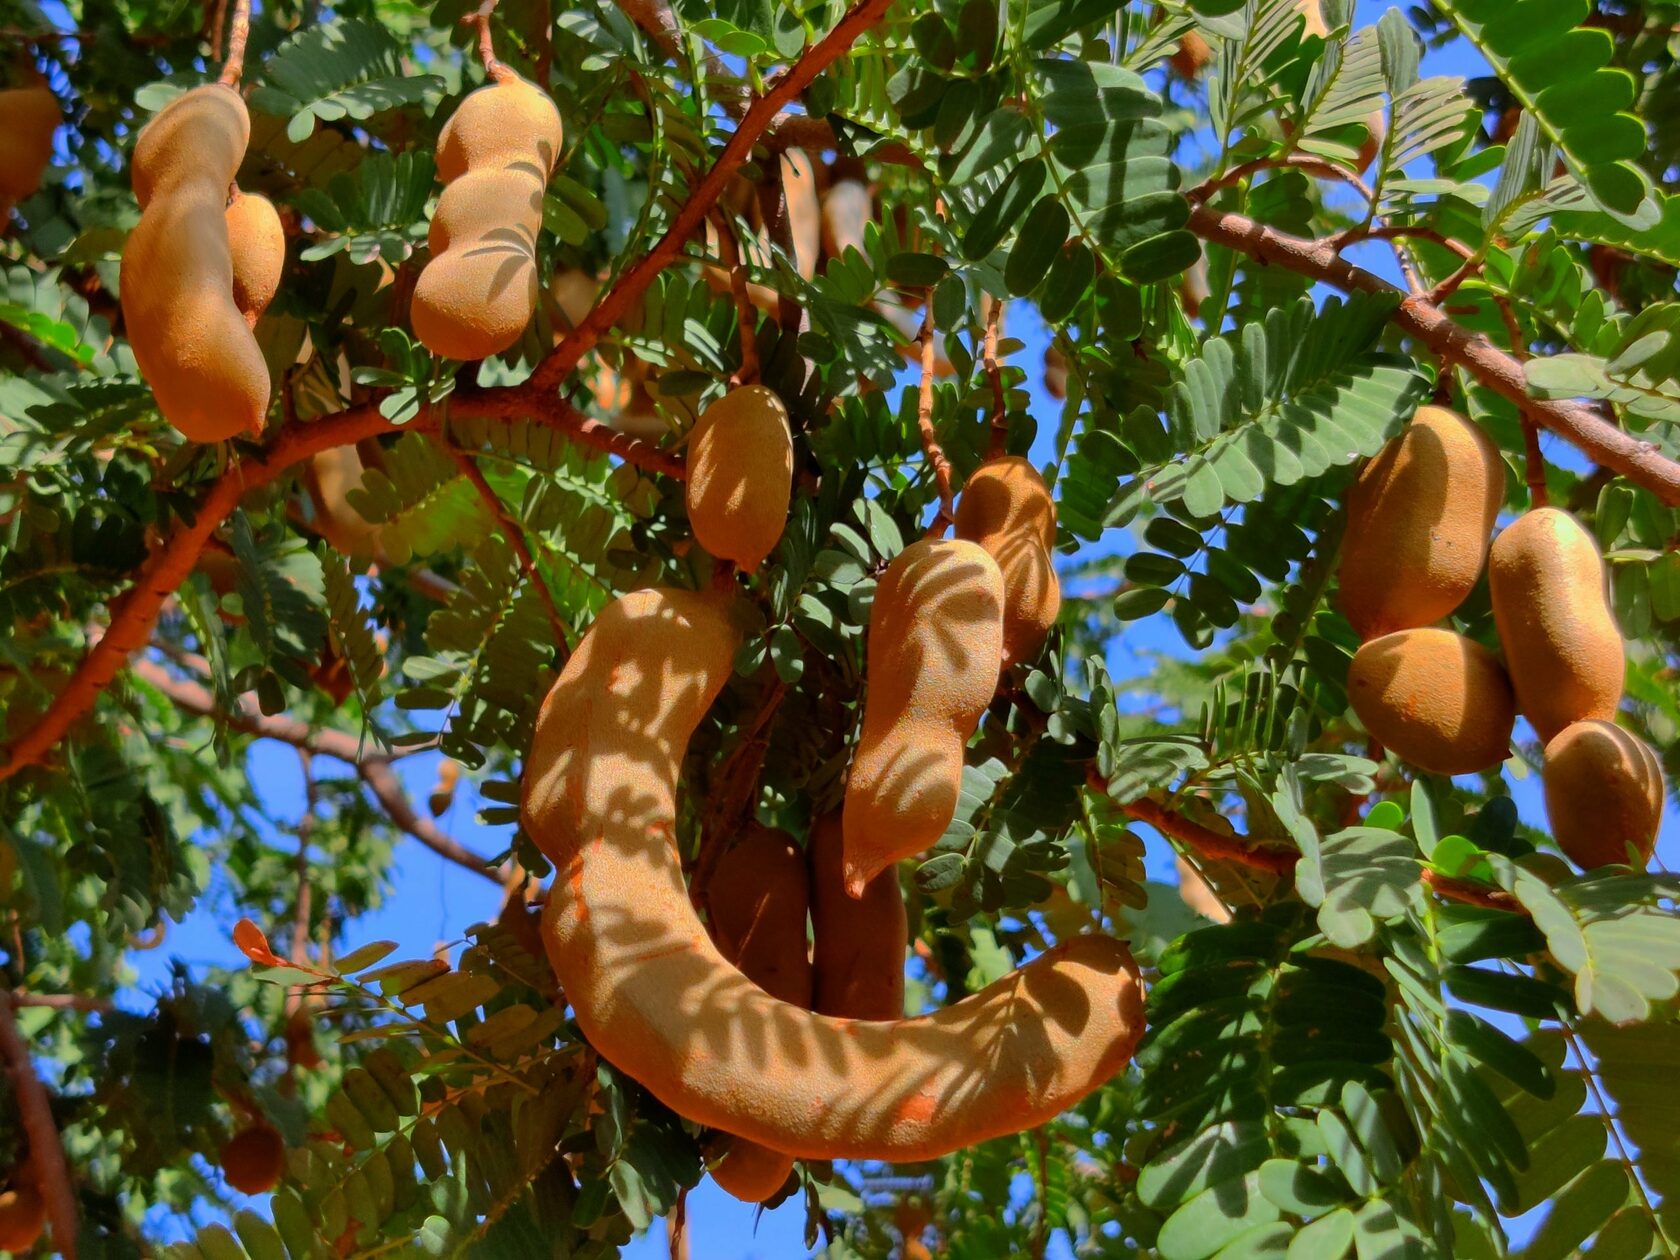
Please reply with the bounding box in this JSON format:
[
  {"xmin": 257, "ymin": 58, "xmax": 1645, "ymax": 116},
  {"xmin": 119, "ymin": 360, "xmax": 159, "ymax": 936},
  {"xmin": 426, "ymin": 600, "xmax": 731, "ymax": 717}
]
[{"xmin": 3, "ymin": 0, "xmax": 1680, "ymax": 1256}]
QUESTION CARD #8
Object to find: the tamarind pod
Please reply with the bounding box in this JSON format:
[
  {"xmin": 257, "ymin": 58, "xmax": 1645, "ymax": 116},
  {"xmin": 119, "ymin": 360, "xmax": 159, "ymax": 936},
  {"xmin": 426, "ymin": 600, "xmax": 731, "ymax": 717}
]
[
  {"xmin": 412, "ymin": 76, "xmax": 563, "ymax": 360},
  {"xmin": 550, "ymin": 266, "xmax": 601, "ymax": 330},
  {"xmin": 0, "ymin": 1185, "xmax": 45, "ymax": 1252},
  {"xmin": 523, "ymin": 587, "xmax": 1144, "ymax": 1162},
  {"xmin": 820, "ymin": 177, "xmax": 871, "ymax": 263},
  {"xmin": 1169, "ymin": 31, "xmax": 1213, "ymax": 79},
  {"xmin": 121, "ymin": 84, "xmax": 269, "ymax": 442},
  {"xmin": 225, "ymin": 191, "xmax": 285, "ymax": 328},
  {"xmin": 428, "ymin": 757, "xmax": 461, "ymax": 818},
  {"xmin": 0, "ymin": 84, "xmax": 60, "ymax": 203},
  {"xmin": 1488, "ymin": 507, "xmax": 1624, "ymax": 743},
  {"xmin": 1543, "ymin": 720, "xmax": 1663, "ymax": 870},
  {"xmin": 684, "ymin": 385, "xmax": 794, "ymax": 571},
  {"xmin": 1044, "ymin": 344, "xmax": 1068, "ymax": 400},
  {"xmin": 954, "ymin": 457, "xmax": 1060, "ymax": 668},
  {"xmin": 305, "ymin": 445, "xmax": 384, "ymax": 561},
  {"xmin": 809, "ymin": 812, "xmax": 906, "ymax": 1020},
  {"xmin": 781, "ymin": 149, "xmax": 822, "ymax": 283},
  {"xmin": 220, "ymin": 1124, "xmax": 286, "ymax": 1194},
  {"xmin": 1347, "ymin": 628, "xmax": 1515, "ymax": 775},
  {"xmin": 1336, "ymin": 406, "xmax": 1504, "ymax": 640},
  {"xmin": 843, "ymin": 539, "xmax": 1005, "ymax": 896},
  {"xmin": 706, "ymin": 825, "xmax": 812, "ymax": 1202}
]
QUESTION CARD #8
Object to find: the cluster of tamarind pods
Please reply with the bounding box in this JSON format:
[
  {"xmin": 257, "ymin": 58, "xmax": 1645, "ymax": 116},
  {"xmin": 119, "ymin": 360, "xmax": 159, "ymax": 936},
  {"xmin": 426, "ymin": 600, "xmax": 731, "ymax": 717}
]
[
  {"xmin": 1339, "ymin": 406, "xmax": 1664, "ymax": 870},
  {"xmin": 520, "ymin": 386, "xmax": 1144, "ymax": 1199}
]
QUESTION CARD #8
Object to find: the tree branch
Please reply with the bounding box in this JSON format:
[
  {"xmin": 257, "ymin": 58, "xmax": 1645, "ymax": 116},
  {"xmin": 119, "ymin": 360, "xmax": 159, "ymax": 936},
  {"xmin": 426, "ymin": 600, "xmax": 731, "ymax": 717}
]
[
  {"xmin": 130, "ymin": 658, "xmax": 501, "ymax": 883},
  {"xmin": 444, "ymin": 443, "xmax": 569, "ymax": 645},
  {"xmin": 0, "ymin": 991, "xmax": 78, "ymax": 1258},
  {"xmin": 1119, "ymin": 795, "xmax": 1299, "ymax": 877},
  {"xmin": 528, "ymin": 0, "xmax": 897, "ymax": 395},
  {"xmin": 916, "ymin": 299, "xmax": 955, "ymax": 532},
  {"xmin": 1186, "ymin": 203, "xmax": 1680, "ymax": 505},
  {"xmin": 215, "ymin": 0, "xmax": 250, "ymax": 86}
]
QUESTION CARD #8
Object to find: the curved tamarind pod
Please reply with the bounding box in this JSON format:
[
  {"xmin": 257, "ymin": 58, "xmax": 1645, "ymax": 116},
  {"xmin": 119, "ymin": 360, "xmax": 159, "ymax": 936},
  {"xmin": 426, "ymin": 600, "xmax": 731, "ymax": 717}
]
[
  {"xmin": 225, "ymin": 190, "xmax": 285, "ymax": 328},
  {"xmin": 1347, "ymin": 628, "xmax": 1515, "ymax": 775},
  {"xmin": 1543, "ymin": 720, "xmax": 1663, "ymax": 870},
  {"xmin": 121, "ymin": 84, "xmax": 269, "ymax": 442},
  {"xmin": 954, "ymin": 457, "xmax": 1060, "ymax": 668},
  {"xmin": 843, "ymin": 539, "xmax": 1005, "ymax": 896},
  {"xmin": 0, "ymin": 83, "xmax": 60, "ymax": 203},
  {"xmin": 1337, "ymin": 406, "xmax": 1504, "ymax": 640},
  {"xmin": 0, "ymin": 1185, "xmax": 44, "ymax": 1253},
  {"xmin": 685, "ymin": 385, "xmax": 793, "ymax": 571},
  {"xmin": 1489, "ymin": 507, "xmax": 1624, "ymax": 743},
  {"xmin": 412, "ymin": 75, "xmax": 563, "ymax": 360},
  {"xmin": 810, "ymin": 812, "xmax": 906, "ymax": 1020},
  {"xmin": 305, "ymin": 444, "xmax": 384, "ymax": 561},
  {"xmin": 706, "ymin": 824, "xmax": 812, "ymax": 1203},
  {"xmin": 523, "ymin": 587, "xmax": 1144, "ymax": 1162}
]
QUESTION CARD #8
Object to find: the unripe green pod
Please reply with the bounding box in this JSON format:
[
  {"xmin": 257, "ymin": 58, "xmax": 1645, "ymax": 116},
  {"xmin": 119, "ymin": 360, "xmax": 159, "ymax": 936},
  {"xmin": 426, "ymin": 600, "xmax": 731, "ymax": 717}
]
[
  {"xmin": 843, "ymin": 539, "xmax": 1005, "ymax": 896},
  {"xmin": 412, "ymin": 75, "xmax": 562, "ymax": 360},
  {"xmin": 121, "ymin": 84, "xmax": 270, "ymax": 441},
  {"xmin": 1543, "ymin": 720, "xmax": 1663, "ymax": 870},
  {"xmin": 685, "ymin": 385, "xmax": 794, "ymax": 571},
  {"xmin": 954, "ymin": 456, "xmax": 1060, "ymax": 667},
  {"xmin": 1337, "ymin": 406, "xmax": 1503, "ymax": 640},
  {"xmin": 1347, "ymin": 628, "xmax": 1515, "ymax": 775},
  {"xmin": 1489, "ymin": 507, "xmax": 1623, "ymax": 743}
]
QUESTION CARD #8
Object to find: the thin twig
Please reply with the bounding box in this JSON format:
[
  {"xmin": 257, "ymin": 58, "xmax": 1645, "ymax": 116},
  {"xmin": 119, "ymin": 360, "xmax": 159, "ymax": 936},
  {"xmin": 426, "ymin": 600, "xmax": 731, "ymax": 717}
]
[
  {"xmin": 1522, "ymin": 419, "xmax": 1549, "ymax": 508},
  {"xmin": 983, "ymin": 298, "xmax": 1008, "ymax": 459},
  {"xmin": 1118, "ymin": 794, "xmax": 1299, "ymax": 877},
  {"xmin": 1188, "ymin": 154, "xmax": 1376, "ymax": 205},
  {"xmin": 215, "ymin": 0, "xmax": 250, "ymax": 86},
  {"xmin": 462, "ymin": 0, "xmax": 512, "ymax": 82},
  {"xmin": 5, "ymin": 993, "xmax": 111, "ymax": 1013},
  {"xmin": 0, "ymin": 991, "xmax": 78, "ymax": 1258},
  {"xmin": 916, "ymin": 299, "xmax": 955, "ymax": 533},
  {"xmin": 445, "ymin": 444, "xmax": 569, "ymax": 644},
  {"xmin": 709, "ymin": 209, "xmax": 759, "ymax": 386}
]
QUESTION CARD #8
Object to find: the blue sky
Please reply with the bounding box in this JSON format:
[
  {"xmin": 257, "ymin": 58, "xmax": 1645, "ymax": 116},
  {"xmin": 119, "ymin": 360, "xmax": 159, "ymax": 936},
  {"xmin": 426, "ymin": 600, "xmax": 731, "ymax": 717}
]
[{"xmin": 111, "ymin": 2, "xmax": 1680, "ymax": 1254}]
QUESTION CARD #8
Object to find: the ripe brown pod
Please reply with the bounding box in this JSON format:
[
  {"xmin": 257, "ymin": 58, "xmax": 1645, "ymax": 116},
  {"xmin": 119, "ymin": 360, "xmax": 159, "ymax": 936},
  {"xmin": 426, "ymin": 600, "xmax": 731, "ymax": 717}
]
[
  {"xmin": 809, "ymin": 812, "xmax": 906, "ymax": 1021},
  {"xmin": 220, "ymin": 1123, "xmax": 286, "ymax": 1195},
  {"xmin": 1337, "ymin": 406, "xmax": 1503, "ymax": 640},
  {"xmin": 523, "ymin": 587, "xmax": 1144, "ymax": 1162},
  {"xmin": 0, "ymin": 1184, "xmax": 44, "ymax": 1253},
  {"xmin": 684, "ymin": 385, "xmax": 794, "ymax": 571},
  {"xmin": 819, "ymin": 176, "xmax": 870, "ymax": 263},
  {"xmin": 843, "ymin": 539, "xmax": 1005, "ymax": 896},
  {"xmin": 412, "ymin": 75, "xmax": 562, "ymax": 360},
  {"xmin": 0, "ymin": 83, "xmax": 59, "ymax": 204},
  {"xmin": 225, "ymin": 191, "xmax": 285, "ymax": 328},
  {"xmin": 121, "ymin": 84, "xmax": 270, "ymax": 442},
  {"xmin": 1489, "ymin": 507, "xmax": 1624, "ymax": 743},
  {"xmin": 1347, "ymin": 628, "xmax": 1515, "ymax": 775},
  {"xmin": 954, "ymin": 457, "xmax": 1061, "ymax": 668},
  {"xmin": 305, "ymin": 445, "xmax": 384, "ymax": 561},
  {"xmin": 706, "ymin": 825, "xmax": 812, "ymax": 1203},
  {"xmin": 1543, "ymin": 720, "xmax": 1663, "ymax": 870}
]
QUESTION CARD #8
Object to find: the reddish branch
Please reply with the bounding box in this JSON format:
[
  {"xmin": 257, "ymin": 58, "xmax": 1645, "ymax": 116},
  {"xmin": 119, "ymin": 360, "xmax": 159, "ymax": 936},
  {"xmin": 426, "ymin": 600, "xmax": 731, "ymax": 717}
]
[
  {"xmin": 215, "ymin": 0, "xmax": 250, "ymax": 86},
  {"xmin": 130, "ymin": 658, "xmax": 500, "ymax": 883},
  {"xmin": 983, "ymin": 298, "xmax": 1008, "ymax": 458},
  {"xmin": 709, "ymin": 209, "xmax": 760, "ymax": 385},
  {"xmin": 445, "ymin": 444, "xmax": 568, "ymax": 643},
  {"xmin": 0, "ymin": 992, "xmax": 78, "ymax": 1257},
  {"xmin": 1120, "ymin": 795, "xmax": 1300, "ymax": 877},
  {"xmin": 529, "ymin": 0, "xmax": 896, "ymax": 395},
  {"xmin": 463, "ymin": 0, "xmax": 512, "ymax": 83},
  {"xmin": 1422, "ymin": 870, "xmax": 1521, "ymax": 914},
  {"xmin": 916, "ymin": 300, "xmax": 955, "ymax": 531},
  {"xmin": 1187, "ymin": 203, "xmax": 1680, "ymax": 505}
]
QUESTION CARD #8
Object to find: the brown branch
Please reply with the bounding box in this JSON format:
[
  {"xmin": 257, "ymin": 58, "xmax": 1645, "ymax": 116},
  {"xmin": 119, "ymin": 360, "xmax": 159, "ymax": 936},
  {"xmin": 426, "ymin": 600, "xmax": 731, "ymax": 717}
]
[
  {"xmin": 130, "ymin": 658, "xmax": 501, "ymax": 883},
  {"xmin": 445, "ymin": 444, "xmax": 569, "ymax": 645},
  {"xmin": 1119, "ymin": 795, "xmax": 1300, "ymax": 877},
  {"xmin": 614, "ymin": 0, "xmax": 683, "ymax": 61},
  {"xmin": 1421, "ymin": 869, "xmax": 1522, "ymax": 913},
  {"xmin": 1336, "ymin": 223, "xmax": 1475, "ymax": 263},
  {"xmin": 984, "ymin": 297, "xmax": 1008, "ymax": 458},
  {"xmin": 5, "ymin": 993, "xmax": 111, "ymax": 1013},
  {"xmin": 709, "ymin": 210, "xmax": 760, "ymax": 386},
  {"xmin": 0, "ymin": 991, "xmax": 78, "ymax": 1258},
  {"xmin": 528, "ymin": 0, "xmax": 896, "ymax": 396},
  {"xmin": 215, "ymin": 0, "xmax": 250, "ymax": 86},
  {"xmin": 463, "ymin": 0, "xmax": 511, "ymax": 82},
  {"xmin": 916, "ymin": 299, "xmax": 955, "ymax": 532},
  {"xmin": 1188, "ymin": 154, "xmax": 1375, "ymax": 206},
  {"xmin": 1186, "ymin": 203, "xmax": 1680, "ymax": 505}
]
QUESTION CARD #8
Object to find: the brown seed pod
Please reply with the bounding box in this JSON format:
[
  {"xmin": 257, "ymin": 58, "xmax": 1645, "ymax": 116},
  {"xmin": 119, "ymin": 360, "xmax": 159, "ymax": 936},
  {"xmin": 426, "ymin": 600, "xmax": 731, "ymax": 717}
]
[
  {"xmin": 0, "ymin": 1185, "xmax": 45, "ymax": 1253},
  {"xmin": 954, "ymin": 457, "xmax": 1061, "ymax": 668},
  {"xmin": 1488, "ymin": 507, "xmax": 1624, "ymax": 743},
  {"xmin": 412, "ymin": 75, "xmax": 563, "ymax": 360},
  {"xmin": 706, "ymin": 825, "xmax": 812, "ymax": 1202},
  {"xmin": 224, "ymin": 190, "xmax": 285, "ymax": 328},
  {"xmin": 284, "ymin": 1004, "xmax": 323, "ymax": 1070},
  {"xmin": 522, "ymin": 587, "xmax": 1144, "ymax": 1162},
  {"xmin": 1347, "ymin": 628, "xmax": 1516, "ymax": 775},
  {"xmin": 843, "ymin": 539, "xmax": 1005, "ymax": 896},
  {"xmin": 684, "ymin": 385, "xmax": 794, "ymax": 571},
  {"xmin": 0, "ymin": 83, "xmax": 60, "ymax": 203},
  {"xmin": 809, "ymin": 812, "xmax": 906, "ymax": 1021},
  {"xmin": 428, "ymin": 758, "xmax": 461, "ymax": 818},
  {"xmin": 121, "ymin": 84, "xmax": 269, "ymax": 442},
  {"xmin": 220, "ymin": 1124, "xmax": 286, "ymax": 1195},
  {"xmin": 1170, "ymin": 31, "xmax": 1213, "ymax": 79},
  {"xmin": 1543, "ymin": 720, "xmax": 1663, "ymax": 870},
  {"xmin": 1337, "ymin": 406, "xmax": 1504, "ymax": 641},
  {"xmin": 305, "ymin": 445, "xmax": 384, "ymax": 561}
]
